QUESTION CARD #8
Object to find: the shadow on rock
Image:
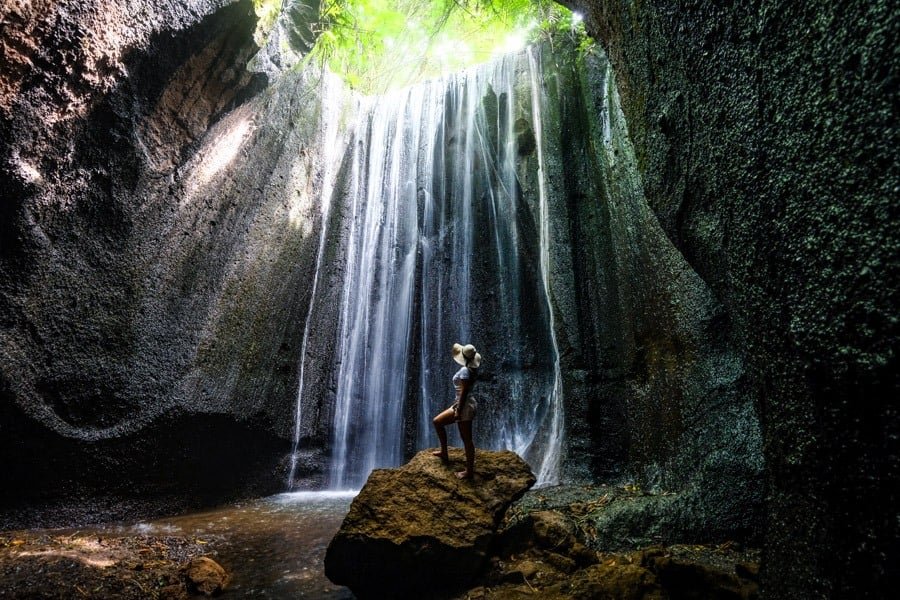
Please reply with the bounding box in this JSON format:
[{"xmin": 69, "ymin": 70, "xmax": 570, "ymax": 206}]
[{"xmin": 324, "ymin": 448, "xmax": 536, "ymax": 599}]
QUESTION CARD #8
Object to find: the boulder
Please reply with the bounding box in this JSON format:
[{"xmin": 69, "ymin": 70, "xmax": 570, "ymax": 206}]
[
  {"xmin": 324, "ymin": 448, "xmax": 536, "ymax": 598},
  {"xmin": 182, "ymin": 556, "xmax": 228, "ymax": 596}
]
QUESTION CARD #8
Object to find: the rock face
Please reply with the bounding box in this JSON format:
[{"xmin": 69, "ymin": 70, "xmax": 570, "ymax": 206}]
[
  {"xmin": 324, "ymin": 449, "xmax": 536, "ymax": 599},
  {"xmin": 464, "ymin": 487, "xmax": 762, "ymax": 600},
  {"xmin": 534, "ymin": 47, "xmax": 763, "ymax": 543},
  {"xmin": 564, "ymin": 0, "xmax": 899, "ymax": 596},
  {"xmin": 0, "ymin": 0, "xmax": 351, "ymax": 527}
]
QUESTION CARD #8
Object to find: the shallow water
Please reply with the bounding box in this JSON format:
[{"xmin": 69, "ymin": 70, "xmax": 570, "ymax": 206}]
[{"xmin": 106, "ymin": 492, "xmax": 356, "ymax": 598}]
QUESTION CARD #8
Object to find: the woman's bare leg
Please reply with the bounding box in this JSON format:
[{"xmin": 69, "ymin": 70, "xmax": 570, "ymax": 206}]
[
  {"xmin": 457, "ymin": 419, "xmax": 475, "ymax": 479},
  {"xmin": 432, "ymin": 408, "xmax": 455, "ymax": 461}
]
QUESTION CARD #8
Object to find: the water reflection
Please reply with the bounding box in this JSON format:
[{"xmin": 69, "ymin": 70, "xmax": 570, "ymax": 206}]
[{"xmin": 118, "ymin": 493, "xmax": 355, "ymax": 598}]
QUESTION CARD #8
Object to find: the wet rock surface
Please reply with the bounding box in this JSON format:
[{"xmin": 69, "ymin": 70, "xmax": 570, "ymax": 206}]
[
  {"xmin": 563, "ymin": 0, "xmax": 899, "ymax": 595},
  {"xmin": 536, "ymin": 45, "xmax": 763, "ymax": 545},
  {"xmin": 0, "ymin": 532, "xmax": 218, "ymax": 599},
  {"xmin": 183, "ymin": 556, "xmax": 229, "ymax": 596},
  {"xmin": 0, "ymin": 0, "xmax": 346, "ymax": 528},
  {"xmin": 324, "ymin": 449, "xmax": 536, "ymax": 599},
  {"xmin": 458, "ymin": 485, "xmax": 760, "ymax": 600}
]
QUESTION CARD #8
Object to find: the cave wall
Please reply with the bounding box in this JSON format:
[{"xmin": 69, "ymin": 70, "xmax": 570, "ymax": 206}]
[
  {"xmin": 0, "ymin": 0, "xmax": 352, "ymax": 527},
  {"xmin": 564, "ymin": 0, "xmax": 899, "ymax": 596},
  {"xmin": 533, "ymin": 45, "xmax": 763, "ymax": 544},
  {"xmin": 1, "ymin": 3, "xmax": 896, "ymax": 597}
]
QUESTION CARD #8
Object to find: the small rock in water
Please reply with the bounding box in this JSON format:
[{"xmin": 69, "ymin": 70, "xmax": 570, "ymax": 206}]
[
  {"xmin": 324, "ymin": 448, "xmax": 535, "ymax": 598},
  {"xmin": 183, "ymin": 556, "xmax": 228, "ymax": 596}
]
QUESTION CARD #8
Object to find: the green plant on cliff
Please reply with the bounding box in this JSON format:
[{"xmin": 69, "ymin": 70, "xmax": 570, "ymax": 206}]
[
  {"xmin": 258, "ymin": 0, "xmax": 588, "ymax": 93},
  {"xmin": 253, "ymin": 0, "xmax": 285, "ymax": 47}
]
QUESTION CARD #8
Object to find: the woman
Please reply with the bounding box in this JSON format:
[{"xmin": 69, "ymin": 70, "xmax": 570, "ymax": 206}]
[{"xmin": 432, "ymin": 343, "xmax": 482, "ymax": 479}]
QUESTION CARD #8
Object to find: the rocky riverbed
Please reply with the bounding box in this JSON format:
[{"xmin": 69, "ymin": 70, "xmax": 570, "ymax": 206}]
[
  {"xmin": 470, "ymin": 486, "xmax": 760, "ymax": 600},
  {"xmin": 324, "ymin": 449, "xmax": 760, "ymax": 599},
  {"xmin": 0, "ymin": 532, "xmax": 215, "ymax": 599},
  {"xmin": 0, "ymin": 475, "xmax": 759, "ymax": 599},
  {"xmin": 0, "ymin": 492, "xmax": 355, "ymax": 599}
]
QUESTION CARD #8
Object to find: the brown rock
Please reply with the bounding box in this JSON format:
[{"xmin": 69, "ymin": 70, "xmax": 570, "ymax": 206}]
[
  {"xmin": 497, "ymin": 509, "xmax": 580, "ymax": 559},
  {"xmin": 502, "ymin": 558, "xmax": 551, "ymax": 582},
  {"xmin": 466, "ymin": 586, "xmax": 487, "ymax": 599},
  {"xmin": 543, "ymin": 551, "xmax": 577, "ymax": 573},
  {"xmin": 530, "ymin": 510, "xmax": 577, "ymax": 551},
  {"xmin": 182, "ymin": 556, "xmax": 228, "ymax": 596},
  {"xmin": 650, "ymin": 556, "xmax": 757, "ymax": 599},
  {"xmin": 564, "ymin": 563, "xmax": 666, "ymax": 600},
  {"xmin": 324, "ymin": 448, "xmax": 536, "ymax": 598}
]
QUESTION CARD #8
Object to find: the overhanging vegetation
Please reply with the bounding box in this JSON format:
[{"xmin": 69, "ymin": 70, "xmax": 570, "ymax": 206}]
[{"xmin": 255, "ymin": 0, "xmax": 591, "ymax": 93}]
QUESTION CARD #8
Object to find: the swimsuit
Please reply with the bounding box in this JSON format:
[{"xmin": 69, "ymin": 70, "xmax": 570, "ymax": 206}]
[{"xmin": 450, "ymin": 366, "xmax": 477, "ymax": 422}]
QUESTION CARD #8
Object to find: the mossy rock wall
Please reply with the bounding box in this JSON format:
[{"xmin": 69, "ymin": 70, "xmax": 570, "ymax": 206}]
[
  {"xmin": 0, "ymin": 0, "xmax": 353, "ymax": 526},
  {"xmin": 565, "ymin": 0, "xmax": 898, "ymax": 595},
  {"xmin": 531, "ymin": 44, "xmax": 763, "ymax": 544}
]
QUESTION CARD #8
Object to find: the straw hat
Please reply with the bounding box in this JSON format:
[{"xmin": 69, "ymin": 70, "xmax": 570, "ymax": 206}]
[{"xmin": 452, "ymin": 343, "xmax": 482, "ymax": 368}]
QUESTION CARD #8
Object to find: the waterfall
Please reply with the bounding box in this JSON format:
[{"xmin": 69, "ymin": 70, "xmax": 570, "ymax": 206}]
[
  {"xmin": 293, "ymin": 48, "xmax": 565, "ymax": 490},
  {"xmin": 327, "ymin": 86, "xmax": 423, "ymax": 490},
  {"xmin": 526, "ymin": 46, "xmax": 564, "ymax": 485},
  {"xmin": 287, "ymin": 71, "xmax": 352, "ymax": 488}
]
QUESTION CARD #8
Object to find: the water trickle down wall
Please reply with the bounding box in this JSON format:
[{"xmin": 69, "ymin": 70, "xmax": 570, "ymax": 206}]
[
  {"xmin": 0, "ymin": 2, "xmax": 761, "ymax": 537},
  {"xmin": 318, "ymin": 48, "xmax": 565, "ymax": 490},
  {"xmin": 291, "ymin": 44, "xmax": 762, "ymax": 522}
]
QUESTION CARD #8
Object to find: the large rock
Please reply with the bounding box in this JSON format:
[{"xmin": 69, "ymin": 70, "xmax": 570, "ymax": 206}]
[{"xmin": 324, "ymin": 448, "xmax": 536, "ymax": 599}]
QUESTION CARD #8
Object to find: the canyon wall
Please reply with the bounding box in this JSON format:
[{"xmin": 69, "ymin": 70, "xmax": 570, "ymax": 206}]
[
  {"xmin": 565, "ymin": 0, "xmax": 898, "ymax": 596},
  {"xmin": 539, "ymin": 47, "xmax": 762, "ymax": 543},
  {"xmin": 2, "ymin": 2, "xmax": 896, "ymax": 597},
  {"xmin": 0, "ymin": 0, "xmax": 353, "ymax": 525}
]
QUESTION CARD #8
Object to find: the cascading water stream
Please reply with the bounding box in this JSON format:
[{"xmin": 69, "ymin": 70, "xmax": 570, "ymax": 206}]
[
  {"xmin": 286, "ymin": 72, "xmax": 351, "ymax": 488},
  {"xmin": 328, "ymin": 88, "xmax": 423, "ymax": 490},
  {"xmin": 290, "ymin": 48, "xmax": 566, "ymax": 491},
  {"xmin": 526, "ymin": 46, "xmax": 564, "ymax": 484}
]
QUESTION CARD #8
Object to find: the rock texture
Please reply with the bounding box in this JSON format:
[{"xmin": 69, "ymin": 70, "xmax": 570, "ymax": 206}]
[
  {"xmin": 324, "ymin": 449, "xmax": 536, "ymax": 599},
  {"xmin": 183, "ymin": 556, "xmax": 229, "ymax": 596},
  {"xmin": 563, "ymin": 0, "xmax": 899, "ymax": 596},
  {"xmin": 0, "ymin": 0, "xmax": 351, "ymax": 527},
  {"xmin": 463, "ymin": 487, "xmax": 761, "ymax": 600},
  {"xmin": 534, "ymin": 46, "xmax": 763, "ymax": 543}
]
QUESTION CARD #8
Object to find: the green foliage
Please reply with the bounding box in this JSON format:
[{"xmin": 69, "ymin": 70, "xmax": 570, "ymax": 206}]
[
  {"xmin": 304, "ymin": 0, "xmax": 590, "ymax": 93},
  {"xmin": 253, "ymin": 0, "xmax": 284, "ymax": 47}
]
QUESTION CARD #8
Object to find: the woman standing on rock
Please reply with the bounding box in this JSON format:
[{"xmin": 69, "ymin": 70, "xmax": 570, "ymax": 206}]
[{"xmin": 432, "ymin": 343, "xmax": 482, "ymax": 479}]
